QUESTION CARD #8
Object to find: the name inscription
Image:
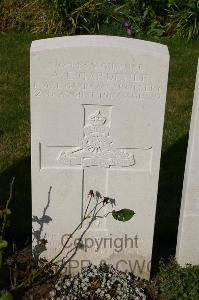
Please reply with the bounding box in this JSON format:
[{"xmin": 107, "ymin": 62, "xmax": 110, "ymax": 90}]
[{"xmin": 33, "ymin": 60, "xmax": 162, "ymax": 102}]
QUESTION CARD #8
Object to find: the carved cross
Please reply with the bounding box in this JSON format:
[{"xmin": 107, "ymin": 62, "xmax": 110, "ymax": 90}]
[
  {"xmin": 57, "ymin": 108, "xmax": 137, "ymax": 228},
  {"xmin": 41, "ymin": 106, "xmax": 151, "ymax": 229}
]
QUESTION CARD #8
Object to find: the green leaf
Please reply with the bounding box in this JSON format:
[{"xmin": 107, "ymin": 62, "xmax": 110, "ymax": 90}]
[
  {"xmin": 0, "ymin": 240, "xmax": 8, "ymax": 250},
  {"xmin": 112, "ymin": 209, "xmax": 135, "ymax": 222},
  {"xmin": 0, "ymin": 290, "xmax": 13, "ymax": 300}
]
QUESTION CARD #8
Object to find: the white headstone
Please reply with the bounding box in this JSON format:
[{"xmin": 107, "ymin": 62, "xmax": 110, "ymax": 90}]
[
  {"xmin": 176, "ymin": 59, "xmax": 199, "ymax": 266},
  {"xmin": 31, "ymin": 36, "xmax": 169, "ymax": 279}
]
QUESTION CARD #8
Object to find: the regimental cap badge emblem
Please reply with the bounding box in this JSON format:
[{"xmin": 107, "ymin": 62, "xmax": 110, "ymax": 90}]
[
  {"xmin": 88, "ymin": 110, "xmax": 106, "ymax": 126},
  {"xmin": 58, "ymin": 109, "xmax": 136, "ymax": 168}
]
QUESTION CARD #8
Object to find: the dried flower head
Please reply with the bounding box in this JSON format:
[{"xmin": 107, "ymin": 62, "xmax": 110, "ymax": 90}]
[
  {"xmin": 103, "ymin": 197, "xmax": 110, "ymax": 205},
  {"xmin": 39, "ymin": 239, "xmax": 48, "ymax": 246},
  {"xmin": 88, "ymin": 190, "xmax": 95, "ymax": 198}
]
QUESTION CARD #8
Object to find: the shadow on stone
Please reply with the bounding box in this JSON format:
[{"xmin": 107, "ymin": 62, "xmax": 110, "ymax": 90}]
[
  {"xmin": 151, "ymin": 134, "xmax": 189, "ymax": 276},
  {"xmin": 32, "ymin": 186, "xmax": 53, "ymax": 261}
]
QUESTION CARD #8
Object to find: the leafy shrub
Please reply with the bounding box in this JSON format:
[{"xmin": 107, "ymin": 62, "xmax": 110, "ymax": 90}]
[
  {"xmin": 1, "ymin": 0, "xmax": 199, "ymax": 39},
  {"xmin": 153, "ymin": 258, "xmax": 199, "ymax": 299},
  {"xmin": 166, "ymin": 0, "xmax": 199, "ymax": 39}
]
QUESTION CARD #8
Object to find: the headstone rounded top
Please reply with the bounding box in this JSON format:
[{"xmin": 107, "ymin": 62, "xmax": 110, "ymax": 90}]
[{"xmin": 31, "ymin": 35, "xmax": 169, "ymax": 56}]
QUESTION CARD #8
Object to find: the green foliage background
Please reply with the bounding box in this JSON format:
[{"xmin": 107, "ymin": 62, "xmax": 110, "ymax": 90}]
[{"xmin": 0, "ymin": 0, "xmax": 198, "ymax": 39}]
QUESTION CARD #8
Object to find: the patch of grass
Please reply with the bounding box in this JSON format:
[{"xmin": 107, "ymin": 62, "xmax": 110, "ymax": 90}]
[
  {"xmin": 0, "ymin": 33, "xmax": 31, "ymax": 171},
  {"xmin": 153, "ymin": 38, "xmax": 199, "ymax": 251},
  {"xmin": 0, "ymin": 0, "xmax": 63, "ymax": 34}
]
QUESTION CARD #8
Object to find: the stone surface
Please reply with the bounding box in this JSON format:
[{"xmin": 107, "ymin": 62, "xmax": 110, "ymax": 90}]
[
  {"xmin": 31, "ymin": 35, "xmax": 169, "ymax": 279},
  {"xmin": 176, "ymin": 59, "xmax": 199, "ymax": 266}
]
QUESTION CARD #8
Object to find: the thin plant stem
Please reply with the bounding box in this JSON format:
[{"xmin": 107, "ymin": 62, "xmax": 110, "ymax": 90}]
[
  {"xmin": 83, "ymin": 194, "xmax": 93, "ymax": 220},
  {"xmin": 1, "ymin": 177, "xmax": 15, "ymax": 238},
  {"xmin": 30, "ymin": 193, "xmax": 112, "ymax": 289},
  {"xmin": 33, "ymin": 199, "xmax": 104, "ymax": 279}
]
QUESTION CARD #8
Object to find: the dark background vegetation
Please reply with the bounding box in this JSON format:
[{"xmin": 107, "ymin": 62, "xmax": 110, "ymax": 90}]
[{"xmin": 0, "ymin": 0, "xmax": 199, "ymax": 39}]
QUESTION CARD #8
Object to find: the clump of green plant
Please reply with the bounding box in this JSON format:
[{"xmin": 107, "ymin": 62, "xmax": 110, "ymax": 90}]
[
  {"xmin": 152, "ymin": 258, "xmax": 199, "ymax": 299},
  {"xmin": 166, "ymin": 0, "xmax": 199, "ymax": 39},
  {"xmin": 40, "ymin": 0, "xmax": 116, "ymax": 35}
]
